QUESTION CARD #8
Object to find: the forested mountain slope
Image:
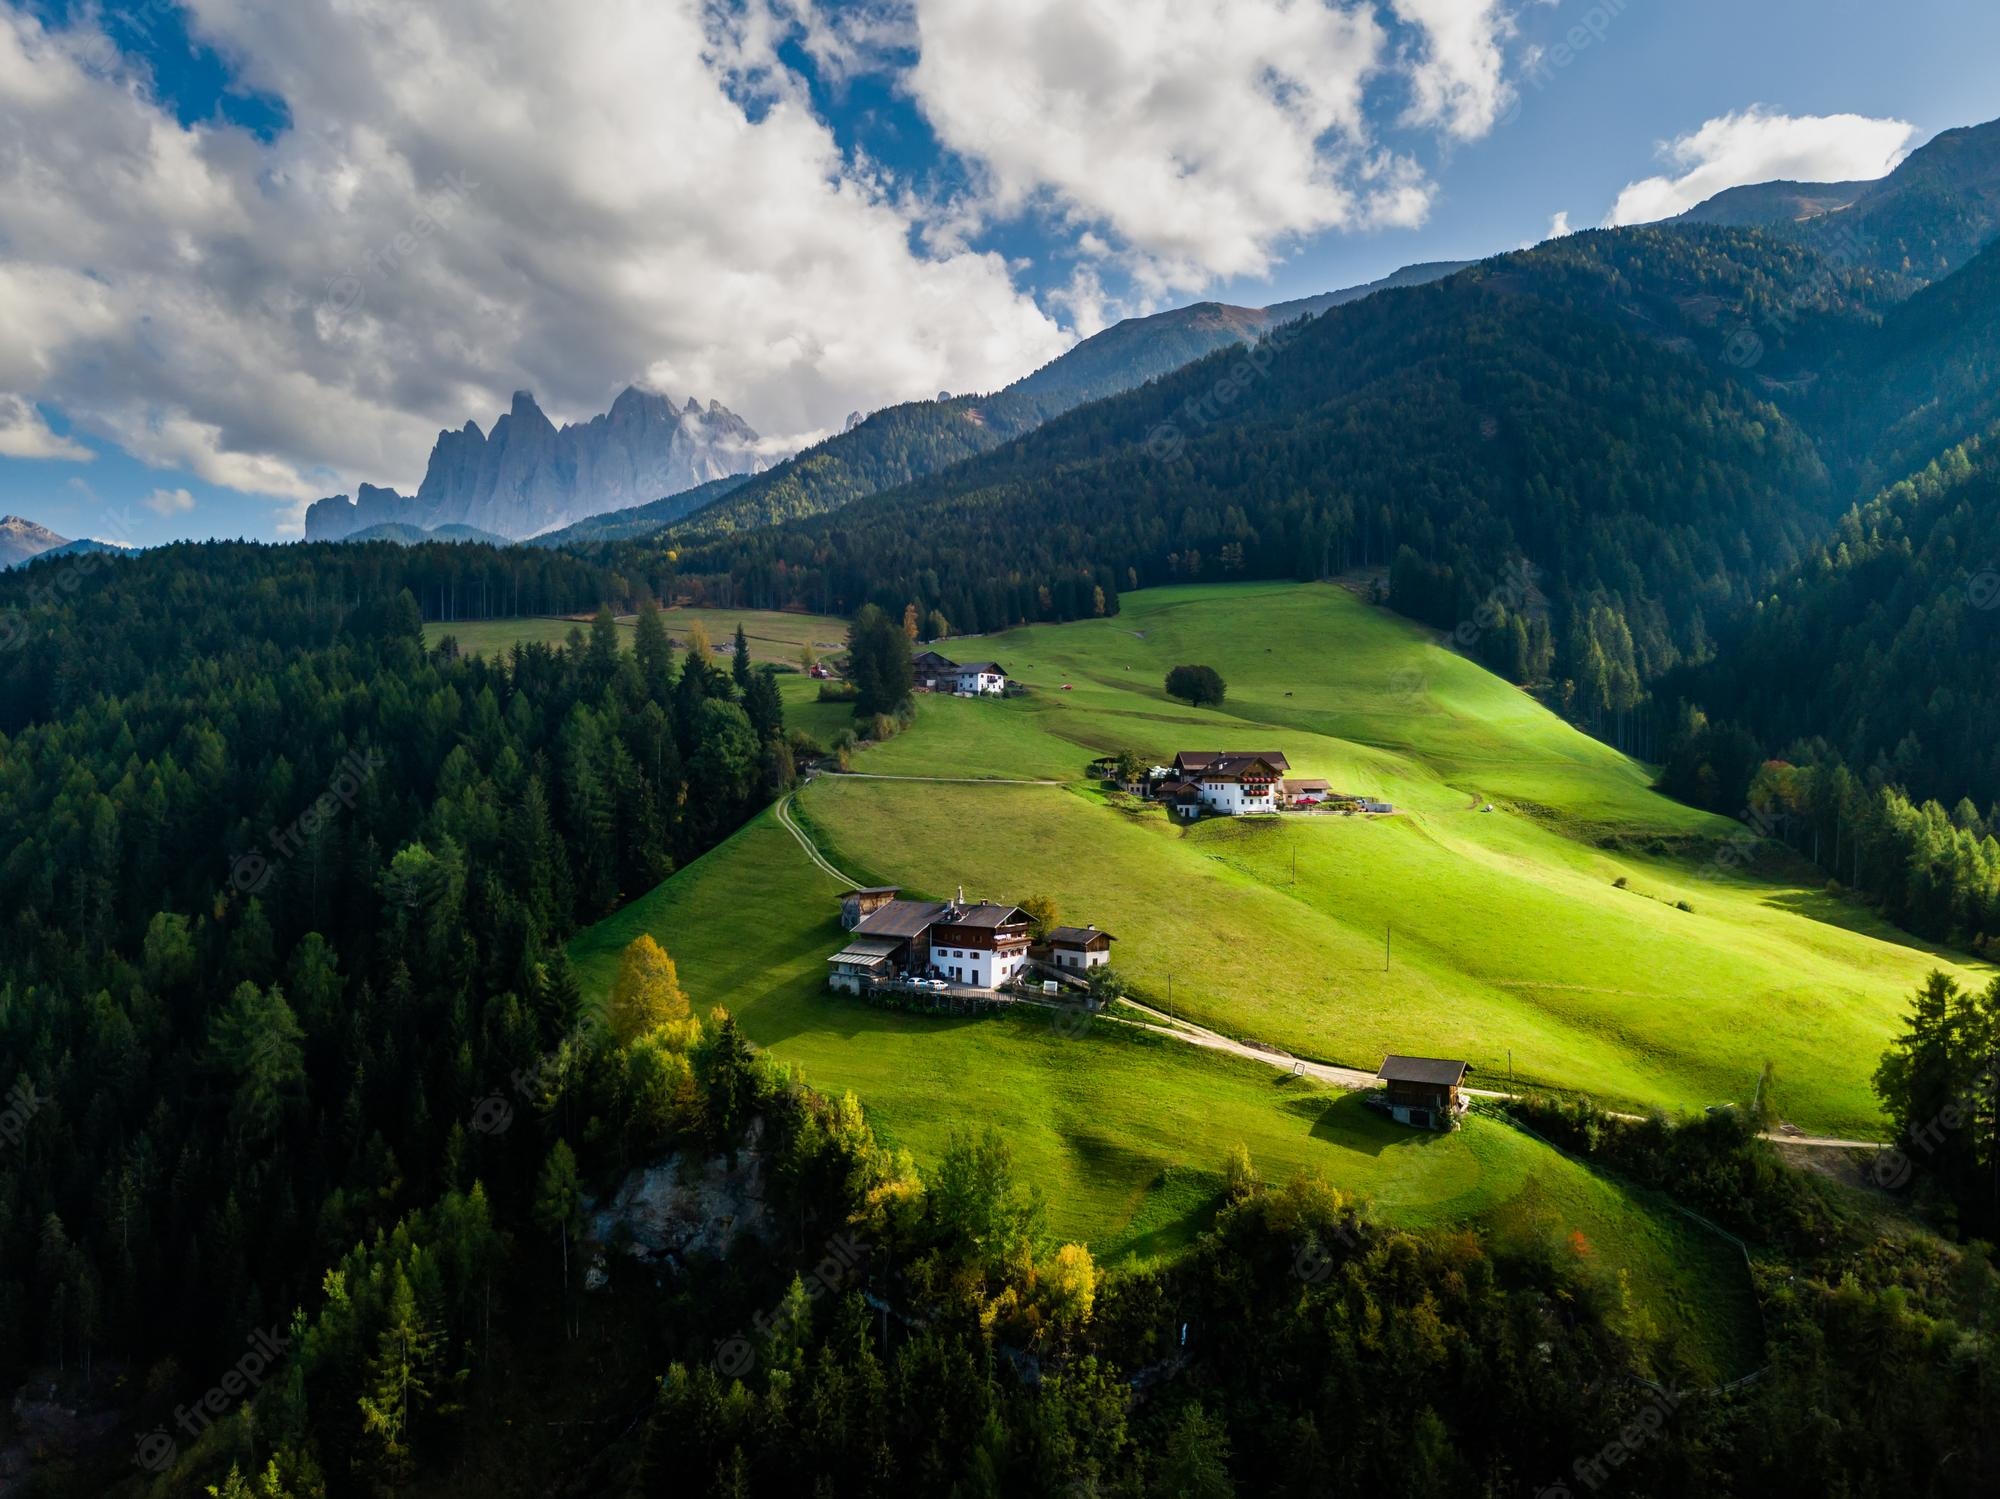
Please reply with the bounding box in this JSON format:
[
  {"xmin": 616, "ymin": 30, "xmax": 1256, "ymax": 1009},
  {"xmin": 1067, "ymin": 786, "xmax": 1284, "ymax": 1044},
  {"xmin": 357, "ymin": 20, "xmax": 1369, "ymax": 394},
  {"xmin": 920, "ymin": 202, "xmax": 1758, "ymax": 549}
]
[
  {"xmin": 661, "ymin": 261, "xmax": 1471, "ymax": 540},
  {"xmin": 1665, "ymin": 423, "xmax": 2000, "ymax": 810},
  {"xmin": 673, "ymin": 226, "xmax": 1863, "ymax": 742},
  {"xmin": 0, "ymin": 540, "xmax": 789, "ymax": 1402}
]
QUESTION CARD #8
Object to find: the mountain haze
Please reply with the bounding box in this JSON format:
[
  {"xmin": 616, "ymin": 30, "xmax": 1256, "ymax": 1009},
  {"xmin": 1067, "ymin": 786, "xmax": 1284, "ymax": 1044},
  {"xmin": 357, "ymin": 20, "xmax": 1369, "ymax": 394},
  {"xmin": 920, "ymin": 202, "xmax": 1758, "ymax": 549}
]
[
  {"xmin": 305, "ymin": 386, "xmax": 764, "ymax": 541},
  {"xmin": 0, "ymin": 515, "xmax": 67, "ymax": 569},
  {"xmin": 593, "ymin": 260, "xmax": 1474, "ymax": 542}
]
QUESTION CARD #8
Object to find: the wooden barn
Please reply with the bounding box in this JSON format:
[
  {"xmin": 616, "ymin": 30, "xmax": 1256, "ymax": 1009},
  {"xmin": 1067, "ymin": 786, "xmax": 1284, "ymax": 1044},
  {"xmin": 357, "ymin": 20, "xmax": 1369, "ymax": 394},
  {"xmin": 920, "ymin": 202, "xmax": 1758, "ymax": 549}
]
[{"xmin": 1373, "ymin": 1055, "xmax": 1469, "ymax": 1130}]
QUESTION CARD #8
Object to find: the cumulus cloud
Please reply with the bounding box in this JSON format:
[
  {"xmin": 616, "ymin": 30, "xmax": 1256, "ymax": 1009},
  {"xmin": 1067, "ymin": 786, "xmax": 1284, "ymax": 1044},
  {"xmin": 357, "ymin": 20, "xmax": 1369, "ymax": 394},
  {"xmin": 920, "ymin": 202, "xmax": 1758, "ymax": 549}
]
[
  {"xmin": 1547, "ymin": 210, "xmax": 1572, "ymax": 238},
  {"xmin": 904, "ymin": 0, "xmax": 1430, "ymax": 298},
  {"xmin": 0, "ymin": 0, "xmax": 1069, "ymax": 512},
  {"xmin": 1393, "ymin": 0, "xmax": 1515, "ymax": 141},
  {"xmin": 0, "ymin": 0, "xmax": 1531, "ymax": 523},
  {"xmin": 142, "ymin": 487, "xmax": 197, "ymax": 517},
  {"xmin": 1606, "ymin": 106, "xmax": 1918, "ymax": 226},
  {"xmin": 0, "ymin": 393, "xmax": 91, "ymax": 460}
]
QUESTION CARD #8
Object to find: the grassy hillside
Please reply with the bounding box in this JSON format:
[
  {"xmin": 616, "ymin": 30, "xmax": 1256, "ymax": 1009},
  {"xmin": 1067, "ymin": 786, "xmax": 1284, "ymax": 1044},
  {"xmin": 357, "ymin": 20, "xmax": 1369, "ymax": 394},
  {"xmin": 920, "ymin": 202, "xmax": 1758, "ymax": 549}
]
[
  {"xmin": 571, "ymin": 806, "xmax": 1760, "ymax": 1376},
  {"xmin": 797, "ymin": 584, "xmax": 1971, "ymax": 1136},
  {"xmin": 423, "ymin": 606, "xmax": 848, "ymax": 665},
  {"xmin": 559, "ymin": 579, "xmax": 1987, "ymax": 1376}
]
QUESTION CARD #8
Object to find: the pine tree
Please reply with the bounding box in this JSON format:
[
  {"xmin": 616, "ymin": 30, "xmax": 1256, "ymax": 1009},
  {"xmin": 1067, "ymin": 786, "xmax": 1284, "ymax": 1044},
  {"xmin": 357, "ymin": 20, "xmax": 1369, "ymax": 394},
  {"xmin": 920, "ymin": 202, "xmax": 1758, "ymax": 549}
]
[
  {"xmin": 358, "ymin": 1267, "xmax": 439, "ymax": 1487},
  {"xmin": 533, "ymin": 1141, "xmax": 584, "ymax": 1336},
  {"xmin": 634, "ymin": 596, "xmax": 675, "ymax": 705}
]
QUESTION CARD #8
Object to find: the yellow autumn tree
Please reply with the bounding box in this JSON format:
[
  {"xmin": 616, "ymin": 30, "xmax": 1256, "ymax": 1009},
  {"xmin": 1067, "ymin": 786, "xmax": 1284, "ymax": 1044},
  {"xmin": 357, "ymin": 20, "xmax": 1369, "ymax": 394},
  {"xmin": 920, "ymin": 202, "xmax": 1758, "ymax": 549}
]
[
  {"xmin": 1044, "ymin": 1242, "xmax": 1097, "ymax": 1327},
  {"xmin": 607, "ymin": 933, "xmax": 690, "ymax": 1044}
]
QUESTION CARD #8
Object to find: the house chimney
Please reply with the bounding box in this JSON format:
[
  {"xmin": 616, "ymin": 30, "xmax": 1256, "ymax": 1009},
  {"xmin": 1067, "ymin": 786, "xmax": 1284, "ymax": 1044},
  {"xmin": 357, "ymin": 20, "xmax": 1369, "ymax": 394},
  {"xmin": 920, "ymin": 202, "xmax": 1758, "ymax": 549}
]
[{"xmin": 957, "ymin": 885, "xmax": 965, "ymax": 905}]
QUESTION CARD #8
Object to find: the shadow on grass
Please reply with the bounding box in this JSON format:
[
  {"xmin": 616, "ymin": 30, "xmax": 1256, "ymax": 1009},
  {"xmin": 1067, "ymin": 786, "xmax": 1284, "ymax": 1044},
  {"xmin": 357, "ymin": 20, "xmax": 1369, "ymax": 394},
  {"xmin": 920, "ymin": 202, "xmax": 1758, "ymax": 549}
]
[{"xmin": 1303, "ymin": 1090, "xmax": 1469, "ymax": 1163}]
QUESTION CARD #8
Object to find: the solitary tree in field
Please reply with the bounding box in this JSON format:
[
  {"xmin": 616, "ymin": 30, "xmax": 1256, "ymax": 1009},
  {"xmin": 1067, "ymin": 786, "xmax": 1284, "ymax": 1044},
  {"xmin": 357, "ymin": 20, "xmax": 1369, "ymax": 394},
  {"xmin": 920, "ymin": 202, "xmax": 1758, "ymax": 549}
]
[
  {"xmin": 608, "ymin": 933, "xmax": 690, "ymax": 1044},
  {"xmin": 1166, "ymin": 664, "xmax": 1227, "ymax": 708},
  {"xmin": 846, "ymin": 604, "xmax": 915, "ymax": 716}
]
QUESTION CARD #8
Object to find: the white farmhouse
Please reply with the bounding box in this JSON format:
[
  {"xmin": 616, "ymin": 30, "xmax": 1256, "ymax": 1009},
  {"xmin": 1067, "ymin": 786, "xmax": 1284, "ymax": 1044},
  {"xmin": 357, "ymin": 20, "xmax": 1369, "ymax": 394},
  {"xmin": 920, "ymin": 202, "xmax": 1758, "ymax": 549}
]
[
  {"xmin": 910, "ymin": 650, "xmax": 1009, "ymax": 696},
  {"xmin": 1170, "ymin": 750, "xmax": 1290, "ymax": 816},
  {"xmin": 953, "ymin": 661, "xmax": 1008, "ymax": 696},
  {"xmin": 1047, "ymin": 925, "xmax": 1116, "ymax": 970}
]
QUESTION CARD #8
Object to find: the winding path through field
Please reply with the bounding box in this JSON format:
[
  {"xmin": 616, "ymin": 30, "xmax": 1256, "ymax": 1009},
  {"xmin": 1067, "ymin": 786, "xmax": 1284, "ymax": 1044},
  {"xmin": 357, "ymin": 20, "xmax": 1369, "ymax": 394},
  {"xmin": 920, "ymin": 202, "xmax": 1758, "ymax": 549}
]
[
  {"xmin": 775, "ymin": 792, "xmax": 856, "ymax": 885},
  {"xmin": 775, "ymin": 788, "xmax": 1888, "ymax": 1152},
  {"xmin": 824, "ymin": 772, "xmax": 1065, "ymax": 786}
]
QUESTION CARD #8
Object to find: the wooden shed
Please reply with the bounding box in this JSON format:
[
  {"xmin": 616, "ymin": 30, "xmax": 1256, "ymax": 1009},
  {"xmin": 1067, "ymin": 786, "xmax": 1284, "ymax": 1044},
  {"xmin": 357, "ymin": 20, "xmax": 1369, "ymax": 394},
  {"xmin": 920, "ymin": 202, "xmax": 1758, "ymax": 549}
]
[{"xmin": 1374, "ymin": 1055, "xmax": 1469, "ymax": 1130}]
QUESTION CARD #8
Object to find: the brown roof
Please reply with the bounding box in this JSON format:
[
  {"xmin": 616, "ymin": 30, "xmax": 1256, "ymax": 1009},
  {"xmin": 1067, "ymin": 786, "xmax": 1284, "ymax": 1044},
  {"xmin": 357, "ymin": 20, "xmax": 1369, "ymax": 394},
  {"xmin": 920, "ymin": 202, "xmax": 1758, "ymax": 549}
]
[
  {"xmin": 1376, "ymin": 1055, "xmax": 1468, "ymax": 1087},
  {"xmin": 854, "ymin": 899, "xmax": 949, "ymax": 940},
  {"xmin": 1174, "ymin": 750, "xmax": 1291, "ymax": 772},
  {"xmin": 1047, "ymin": 925, "xmax": 1115, "ymax": 947},
  {"xmin": 1283, "ymin": 778, "xmax": 1331, "ymax": 793},
  {"xmin": 1192, "ymin": 755, "xmax": 1285, "ymax": 781},
  {"xmin": 842, "ymin": 885, "xmax": 901, "ymax": 897}
]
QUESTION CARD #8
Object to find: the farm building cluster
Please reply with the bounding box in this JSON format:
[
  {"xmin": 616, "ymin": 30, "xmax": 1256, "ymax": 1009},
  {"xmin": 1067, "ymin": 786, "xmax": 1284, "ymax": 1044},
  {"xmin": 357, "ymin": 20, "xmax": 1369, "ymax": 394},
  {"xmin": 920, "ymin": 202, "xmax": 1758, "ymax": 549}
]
[
  {"xmin": 1094, "ymin": 750, "xmax": 1393, "ymax": 820},
  {"xmin": 827, "ymin": 885, "xmax": 1113, "ymax": 995},
  {"xmin": 912, "ymin": 650, "xmax": 1010, "ymax": 696}
]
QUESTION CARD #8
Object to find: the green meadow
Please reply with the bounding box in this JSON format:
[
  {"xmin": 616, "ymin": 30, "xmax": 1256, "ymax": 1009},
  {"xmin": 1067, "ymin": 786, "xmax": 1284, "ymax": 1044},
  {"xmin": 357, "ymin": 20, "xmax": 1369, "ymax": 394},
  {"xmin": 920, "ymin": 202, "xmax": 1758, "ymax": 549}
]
[
  {"xmin": 572, "ymin": 808, "xmax": 1759, "ymax": 1377},
  {"xmin": 557, "ymin": 579, "xmax": 1983, "ymax": 1375},
  {"xmin": 424, "ymin": 605, "xmax": 847, "ymax": 666},
  {"xmin": 800, "ymin": 583, "xmax": 1975, "ymax": 1138}
]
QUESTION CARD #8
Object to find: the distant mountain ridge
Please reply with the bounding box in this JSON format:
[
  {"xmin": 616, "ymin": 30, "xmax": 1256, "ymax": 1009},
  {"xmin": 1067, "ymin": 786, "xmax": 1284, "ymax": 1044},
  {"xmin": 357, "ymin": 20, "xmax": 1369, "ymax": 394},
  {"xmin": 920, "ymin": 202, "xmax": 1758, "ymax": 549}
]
[
  {"xmin": 0, "ymin": 515, "xmax": 68, "ymax": 569},
  {"xmin": 1675, "ymin": 117, "xmax": 2000, "ymax": 287},
  {"xmin": 305, "ymin": 386, "xmax": 764, "ymax": 541},
  {"xmin": 568, "ymin": 260, "xmax": 1475, "ymax": 544}
]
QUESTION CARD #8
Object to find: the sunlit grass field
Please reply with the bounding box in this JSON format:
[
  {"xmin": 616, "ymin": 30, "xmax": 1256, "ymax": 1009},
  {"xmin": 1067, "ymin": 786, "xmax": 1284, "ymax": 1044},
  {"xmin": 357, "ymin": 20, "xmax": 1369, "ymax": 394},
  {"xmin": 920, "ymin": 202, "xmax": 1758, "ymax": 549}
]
[
  {"xmin": 554, "ymin": 579, "xmax": 1988, "ymax": 1376},
  {"xmin": 800, "ymin": 583, "xmax": 1974, "ymax": 1137},
  {"xmin": 572, "ymin": 807, "xmax": 1760, "ymax": 1377}
]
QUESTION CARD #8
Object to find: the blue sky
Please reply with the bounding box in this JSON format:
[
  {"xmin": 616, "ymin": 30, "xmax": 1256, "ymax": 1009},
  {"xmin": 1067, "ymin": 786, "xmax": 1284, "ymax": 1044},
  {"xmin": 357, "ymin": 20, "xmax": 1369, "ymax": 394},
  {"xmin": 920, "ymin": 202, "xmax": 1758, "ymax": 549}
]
[{"xmin": 3, "ymin": 0, "xmax": 1997, "ymax": 546}]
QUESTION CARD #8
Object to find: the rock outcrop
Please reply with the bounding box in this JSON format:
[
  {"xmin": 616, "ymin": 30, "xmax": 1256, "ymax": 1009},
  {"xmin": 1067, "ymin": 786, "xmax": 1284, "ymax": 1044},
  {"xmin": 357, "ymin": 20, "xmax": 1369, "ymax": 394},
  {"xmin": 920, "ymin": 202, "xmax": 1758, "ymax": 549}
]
[{"xmin": 306, "ymin": 386, "xmax": 763, "ymax": 541}]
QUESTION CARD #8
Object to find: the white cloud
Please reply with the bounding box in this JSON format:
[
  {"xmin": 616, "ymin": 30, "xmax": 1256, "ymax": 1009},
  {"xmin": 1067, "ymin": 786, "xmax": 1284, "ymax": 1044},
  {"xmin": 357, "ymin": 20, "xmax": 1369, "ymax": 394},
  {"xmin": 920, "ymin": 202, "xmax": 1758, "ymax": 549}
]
[
  {"xmin": 1547, "ymin": 210, "xmax": 1572, "ymax": 238},
  {"xmin": 1606, "ymin": 106, "xmax": 1918, "ymax": 226},
  {"xmin": 1393, "ymin": 0, "xmax": 1515, "ymax": 141},
  {"xmin": 904, "ymin": 0, "xmax": 1431, "ymax": 298},
  {"xmin": 0, "ymin": 0, "xmax": 1071, "ymax": 513},
  {"xmin": 0, "ymin": 392, "xmax": 91, "ymax": 460},
  {"xmin": 0, "ymin": 0, "xmax": 1532, "ymax": 522},
  {"xmin": 141, "ymin": 487, "xmax": 196, "ymax": 517}
]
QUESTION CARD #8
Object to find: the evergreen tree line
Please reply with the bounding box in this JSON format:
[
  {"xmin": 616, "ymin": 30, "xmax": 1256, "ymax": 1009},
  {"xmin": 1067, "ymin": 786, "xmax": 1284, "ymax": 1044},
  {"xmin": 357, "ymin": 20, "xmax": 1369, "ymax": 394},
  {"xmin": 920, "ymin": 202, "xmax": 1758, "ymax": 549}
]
[
  {"xmin": 0, "ymin": 555, "xmax": 787, "ymax": 1392},
  {"xmin": 1658, "ymin": 426, "xmax": 2000, "ymax": 943},
  {"xmin": 0, "ymin": 539, "xmax": 669, "ymax": 737},
  {"xmin": 160, "ymin": 1033, "xmax": 1998, "ymax": 1498},
  {"xmin": 661, "ymin": 228, "xmax": 1866, "ymax": 748}
]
